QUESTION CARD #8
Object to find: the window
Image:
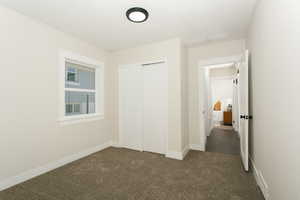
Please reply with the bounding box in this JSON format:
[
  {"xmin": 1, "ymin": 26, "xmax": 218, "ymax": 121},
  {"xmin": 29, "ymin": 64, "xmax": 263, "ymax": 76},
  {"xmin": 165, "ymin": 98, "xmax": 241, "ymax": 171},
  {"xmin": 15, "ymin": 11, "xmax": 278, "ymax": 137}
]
[
  {"xmin": 66, "ymin": 67, "xmax": 79, "ymax": 84},
  {"xmin": 59, "ymin": 51, "xmax": 104, "ymax": 123},
  {"xmin": 65, "ymin": 62, "xmax": 96, "ymax": 116}
]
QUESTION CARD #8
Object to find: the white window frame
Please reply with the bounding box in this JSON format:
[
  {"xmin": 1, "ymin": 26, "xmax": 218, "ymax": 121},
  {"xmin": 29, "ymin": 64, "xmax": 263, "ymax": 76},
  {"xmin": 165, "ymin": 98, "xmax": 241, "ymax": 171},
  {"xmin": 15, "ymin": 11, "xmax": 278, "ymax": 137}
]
[{"xmin": 58, "ymin": 50, "xmax": 104, "ymax": 124}]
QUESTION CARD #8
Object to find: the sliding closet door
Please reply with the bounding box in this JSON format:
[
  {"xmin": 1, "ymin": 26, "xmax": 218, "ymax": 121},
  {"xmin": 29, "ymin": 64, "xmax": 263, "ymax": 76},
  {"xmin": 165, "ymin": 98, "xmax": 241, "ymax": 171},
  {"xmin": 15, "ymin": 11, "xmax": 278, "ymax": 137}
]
[
  {"xmin": 119, "ymin": 65, "xmax": 143, "ymax": 151},
  {"xmin": 142, "ymin": 62, "xmax": 168, "ymax": 154}
]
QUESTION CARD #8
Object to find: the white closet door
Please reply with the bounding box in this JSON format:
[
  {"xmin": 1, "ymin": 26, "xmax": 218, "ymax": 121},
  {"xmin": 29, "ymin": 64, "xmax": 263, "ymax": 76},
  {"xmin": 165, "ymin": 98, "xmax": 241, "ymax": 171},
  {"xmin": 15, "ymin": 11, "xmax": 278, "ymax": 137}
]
[
  {"xmin": 142, "ymin": 62, "xmax": 168, "ymax": 154},
  {"xmin": 119, "ymin": 65, "xmax": 143, "ymax": 151}
]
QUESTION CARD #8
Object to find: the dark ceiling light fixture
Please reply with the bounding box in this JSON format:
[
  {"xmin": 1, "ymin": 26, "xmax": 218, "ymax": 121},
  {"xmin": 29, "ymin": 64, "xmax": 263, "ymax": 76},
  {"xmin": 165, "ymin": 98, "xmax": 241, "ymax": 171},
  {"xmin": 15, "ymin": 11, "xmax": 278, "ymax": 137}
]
[{"xmin": 126, "ymin": 7, "xmax": 149, "ymax": 23}]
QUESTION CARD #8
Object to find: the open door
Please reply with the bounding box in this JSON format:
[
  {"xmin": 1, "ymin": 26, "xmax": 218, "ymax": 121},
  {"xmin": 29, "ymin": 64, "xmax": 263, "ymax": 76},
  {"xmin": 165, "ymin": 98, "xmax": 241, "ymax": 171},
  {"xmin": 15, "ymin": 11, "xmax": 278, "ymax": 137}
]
[
  {"xmin": 198, "ymin": 67, "xmax": 210, "ymax": 151},
  {"xmin": 239, "ymin": 50, "xmax": 250, "ymax": 171}
]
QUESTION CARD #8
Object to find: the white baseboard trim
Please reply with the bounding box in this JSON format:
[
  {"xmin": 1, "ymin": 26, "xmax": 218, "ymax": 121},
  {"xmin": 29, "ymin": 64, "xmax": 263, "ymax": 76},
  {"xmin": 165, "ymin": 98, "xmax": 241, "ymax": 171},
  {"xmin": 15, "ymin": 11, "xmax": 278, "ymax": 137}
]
[
  {"xmin": 182, "ymin": 146, "xmax": 190, "ymax": 159},
  {"xmin": 166, "ymin": 146, "xmax": 190, "ymax": 160},
  {"xmin": 190, "ymin": 144, "xmax": 205, "ymax": 151},
  {"xmin": 0, "ymin": 141, "xmax": 112, "ymax": 191},
  {"xmin": 166, "ymin": 151, "xmax": 183, "ymax": 160},
  {"xmin": 250, "ymin": 158, "xmax": 269, "ymax": 200},
  {"xmin": 111, "ymin": 141, "xmax": 121, "ymax": 148}
]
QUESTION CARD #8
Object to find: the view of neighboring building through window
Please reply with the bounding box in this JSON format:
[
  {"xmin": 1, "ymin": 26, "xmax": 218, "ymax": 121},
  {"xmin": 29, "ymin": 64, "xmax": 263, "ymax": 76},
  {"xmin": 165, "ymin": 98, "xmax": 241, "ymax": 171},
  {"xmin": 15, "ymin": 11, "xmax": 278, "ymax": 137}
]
[
  {"xmin": 66, "ymin": 67, "xmax": 78, "ymax": 83},
  {"xmin": 65, "ymin": 61, "xmax": 96, "ymax": 116}
]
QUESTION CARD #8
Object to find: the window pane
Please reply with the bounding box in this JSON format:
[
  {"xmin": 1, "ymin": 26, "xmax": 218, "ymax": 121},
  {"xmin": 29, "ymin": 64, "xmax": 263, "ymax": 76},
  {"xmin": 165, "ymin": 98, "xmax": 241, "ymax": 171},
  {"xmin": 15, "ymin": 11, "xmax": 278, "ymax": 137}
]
[
  {"xmin": 67, "ymin": 72, "xmax": 77, "ymax": 82},
  {"xmin": 65, "ymin": 104, "xmax": 73, "ymax": 114},
  {"xmin": 65, "ymin": 91, "xmax": 96, "ymax": 116},
  {"xmin": 74, "ymin": 104, "xmax": 81, "ymax": 113},
  {"xmin": 65, "ymin": 62, "xmax": 95, "ymax": 90}
]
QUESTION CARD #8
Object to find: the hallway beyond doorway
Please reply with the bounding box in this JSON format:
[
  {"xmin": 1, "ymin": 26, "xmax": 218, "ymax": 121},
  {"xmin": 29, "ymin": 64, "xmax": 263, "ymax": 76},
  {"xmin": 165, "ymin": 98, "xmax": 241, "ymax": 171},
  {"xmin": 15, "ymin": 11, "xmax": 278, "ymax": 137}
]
[{"xmin": 206, "ymin": 126, "xmax": 240, "ymax": 155}]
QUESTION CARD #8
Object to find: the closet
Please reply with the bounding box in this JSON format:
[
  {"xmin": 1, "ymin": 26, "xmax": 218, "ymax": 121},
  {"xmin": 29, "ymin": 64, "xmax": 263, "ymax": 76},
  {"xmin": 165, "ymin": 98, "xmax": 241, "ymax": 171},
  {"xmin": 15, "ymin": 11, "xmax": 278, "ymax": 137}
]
[{"xmin": 119, "ymin": 62, "xmax": 168, "ymax": 155}]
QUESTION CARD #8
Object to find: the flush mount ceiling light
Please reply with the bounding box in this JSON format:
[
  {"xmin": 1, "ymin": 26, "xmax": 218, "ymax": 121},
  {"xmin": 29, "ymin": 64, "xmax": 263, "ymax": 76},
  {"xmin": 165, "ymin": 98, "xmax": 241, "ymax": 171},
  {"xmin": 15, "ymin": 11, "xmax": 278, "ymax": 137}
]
[{"xmin": 126, "ymin": 7, "xmax": 149, "ymax": 23}]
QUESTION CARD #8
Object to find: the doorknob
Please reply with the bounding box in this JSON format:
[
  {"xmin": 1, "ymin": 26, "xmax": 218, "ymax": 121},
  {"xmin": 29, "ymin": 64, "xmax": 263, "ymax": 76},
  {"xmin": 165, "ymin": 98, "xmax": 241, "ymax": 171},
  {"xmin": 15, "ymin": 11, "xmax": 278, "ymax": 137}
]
[{"xmin": 240, "ymin": 115, "xmax": 253, "ymax": 120}]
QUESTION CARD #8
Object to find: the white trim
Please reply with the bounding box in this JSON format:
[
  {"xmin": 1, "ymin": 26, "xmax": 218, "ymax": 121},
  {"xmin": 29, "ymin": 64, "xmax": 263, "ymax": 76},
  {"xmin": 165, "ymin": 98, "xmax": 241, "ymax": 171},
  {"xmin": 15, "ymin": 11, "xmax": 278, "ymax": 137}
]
[
  {"xmin": 166, "ymin": 151, "xmax": 183, "ymax": 160},
  {"xmin": 66, "ymin": 81, "xmax": 80, "ymax": 86},
  {"xmin": 182, "ymin": 146, "xmax": 190, "ymax": 159},
  {"xmin": 198, "ymin": 55, "xmax": 242, "ymax": 67},
  {"xmin": 64, "ymin": 88, "xmax": 96, "ymax": 93},
  {"xmin": 166, "ymin": 147, "xmax": 189, "ymax": 160},
  {"xmin": 208, "ymin": 62, "xmax": 235, "ymax": 69},
  {"xmin": 118, "ymin": 59, "xmax": 168, "ymax": 69},
  {"xmin": 189, "ymin": 144, "xmax": 205, "ymax": 151},
  {"xmin": 61, "ymin": 50, "xmax": 103, "ymax": 67},
  {"xmin": 210, "ymin": 75, "xmax": 235, "ymax": 81},
  {"xmin": 58, "ymin": 50, "xmax": 104, "ymax": 124},
  {"xmin": 111, "ymin": 141, "xmax": 121, "ymax": 148},
  {"xmin": 0, "ymin": 141, "xmax": 112, "ymax": 191},
  {"xmin": 58, "ymin": 113, "xmax": 104, "ymax": 125},
  {"xmin": 250, "ymin": 158, "xmax": 270, "ymax": 200}
]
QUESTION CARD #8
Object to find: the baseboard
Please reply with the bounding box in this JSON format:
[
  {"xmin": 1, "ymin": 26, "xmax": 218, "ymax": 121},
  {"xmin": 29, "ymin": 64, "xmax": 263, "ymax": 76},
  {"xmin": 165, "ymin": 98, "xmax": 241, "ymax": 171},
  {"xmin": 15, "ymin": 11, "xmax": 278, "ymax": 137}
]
[
  {"xmin": 190, "ymin": 144, "xmax": 205, "ymax": 151},
  {"xmin": 111, "ymin": 141, "xmax": 121, "ymax": 148},
  {"xmin": 250, "ymin": 158, "xmax": 270, "ymax": 200},
  {"xmin": 166, "ymin": 146, "xmax": 190, "ymax": 160},
  {"xmin": 182, "ymin": 146, "xmax": 190, "ymax": 159},
  {"xmin": 166, "ymin": 151, "xmax": 183, "ymax": 160},
  {"xmin": 0, "ymin": 141, "xmax": 112, "ymax": 191}
]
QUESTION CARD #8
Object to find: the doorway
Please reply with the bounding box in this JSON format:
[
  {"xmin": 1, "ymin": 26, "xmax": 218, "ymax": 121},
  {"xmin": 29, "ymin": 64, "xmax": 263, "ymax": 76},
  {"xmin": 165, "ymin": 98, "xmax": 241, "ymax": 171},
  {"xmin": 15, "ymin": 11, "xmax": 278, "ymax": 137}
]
[
  {"xmin": 205, "ymin": 63, "xmax": 240, "ymax": 155},
  {"xmin": 198, "ymin": 52, "xmax": 249, "ymax": 171}
]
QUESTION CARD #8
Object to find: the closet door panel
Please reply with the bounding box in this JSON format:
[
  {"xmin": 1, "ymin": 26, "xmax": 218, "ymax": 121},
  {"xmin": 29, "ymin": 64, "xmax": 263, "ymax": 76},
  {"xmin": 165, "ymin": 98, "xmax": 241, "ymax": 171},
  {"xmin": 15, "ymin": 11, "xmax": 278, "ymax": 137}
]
[
  {"xmin": 142, "ymin": 63, "xmax": 168, "ymax": 154},
  {"xmin": 119, "ymin": 65, "xmax": 143, "ymax": 151}
]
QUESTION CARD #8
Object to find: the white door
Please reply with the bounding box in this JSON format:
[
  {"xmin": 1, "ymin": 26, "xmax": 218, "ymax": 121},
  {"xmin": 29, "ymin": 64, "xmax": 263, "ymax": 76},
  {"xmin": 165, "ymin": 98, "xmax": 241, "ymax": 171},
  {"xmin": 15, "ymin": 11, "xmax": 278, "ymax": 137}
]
[
  {"xmin": 198, "ymin": 67, "xmax": 208, "ymax": 151},
  {"xmin": 239, "ymin": 50, "xmax": 250, "ymax": 171},
  {"xmin": 142, "ymin": 62, "xmax": 168, "ymax": 154},
  {"xmin": 119, "ymin": 65, "xmax": 143, "ymax": 151},
  {"xmin": 232, "ymin": 68, "xmax": 240, "ymax": 133}
]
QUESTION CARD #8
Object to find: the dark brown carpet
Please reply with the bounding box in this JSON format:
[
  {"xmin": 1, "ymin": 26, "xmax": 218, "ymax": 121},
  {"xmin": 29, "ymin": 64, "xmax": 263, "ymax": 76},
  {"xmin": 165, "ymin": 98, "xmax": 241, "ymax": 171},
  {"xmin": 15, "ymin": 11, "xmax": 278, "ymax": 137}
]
[
  {"xmin": 0, "ymin": 148, "xmax": 264, "ymax": 200},
  {"xmin": 206, "ymin": 126, "xmax": 240, "ymax": 155}
]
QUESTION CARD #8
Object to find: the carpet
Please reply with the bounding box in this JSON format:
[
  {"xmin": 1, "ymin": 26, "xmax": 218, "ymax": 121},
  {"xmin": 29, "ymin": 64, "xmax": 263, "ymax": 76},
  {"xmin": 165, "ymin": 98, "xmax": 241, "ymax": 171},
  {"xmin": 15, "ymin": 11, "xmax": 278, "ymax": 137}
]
[{"xmin": 0, "ymin": 148, "xmax": 264, "ymax": 200}]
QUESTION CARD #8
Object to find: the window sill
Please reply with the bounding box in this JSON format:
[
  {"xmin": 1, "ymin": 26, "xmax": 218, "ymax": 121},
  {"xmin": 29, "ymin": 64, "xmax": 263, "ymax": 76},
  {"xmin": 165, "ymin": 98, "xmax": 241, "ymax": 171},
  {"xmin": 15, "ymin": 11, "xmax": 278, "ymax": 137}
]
[
  {"xmin": 66, "ymin": 81, "xmax": 80, "ymax": 86},
  {"xmin": 58, "ymin": 113, "xmax": 104, "ymax": 125}
]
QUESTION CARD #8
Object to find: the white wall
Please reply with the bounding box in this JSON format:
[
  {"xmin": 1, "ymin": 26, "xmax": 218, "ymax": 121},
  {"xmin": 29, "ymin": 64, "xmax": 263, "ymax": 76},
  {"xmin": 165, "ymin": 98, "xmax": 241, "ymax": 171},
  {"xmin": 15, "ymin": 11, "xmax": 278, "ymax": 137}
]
[
  {"xmin": 211, "ymin": 78, "xmax": 233, "ymax": 111},
  {"xmin": 188, "ymin": 40, "xmax": 245, "ymax": 147},
  {"xmin": 111, "ymin": 38, "xmax": 185, "ymax": 153},
  {"xmin": 0, "ymin": 5, "xmax": 113, "ymax": 182},
  {"xmin": 247, "ymin": 0, "xmax": 300, "ymax": 199},
  {"xmin": 210, "ymin": 66, "xmax": 236, "ymax": 78}
]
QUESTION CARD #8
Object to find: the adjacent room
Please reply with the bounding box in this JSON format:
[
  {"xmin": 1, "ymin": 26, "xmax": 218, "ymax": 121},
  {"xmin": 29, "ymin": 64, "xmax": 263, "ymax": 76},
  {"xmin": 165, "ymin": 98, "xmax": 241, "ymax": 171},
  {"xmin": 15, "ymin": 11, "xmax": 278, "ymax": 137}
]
[
  {"xmin": 199, "ymin": 63, "xmax": 241, "ymax": 155},
  {"xmin": 0, "ymin": 0, "xmax": 299, "ymax": 200}
]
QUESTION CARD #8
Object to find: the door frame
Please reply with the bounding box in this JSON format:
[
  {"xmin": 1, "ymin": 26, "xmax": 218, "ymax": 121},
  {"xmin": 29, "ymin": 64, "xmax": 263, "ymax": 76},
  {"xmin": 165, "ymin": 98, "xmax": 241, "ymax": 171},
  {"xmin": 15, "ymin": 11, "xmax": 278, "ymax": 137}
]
[
  {"xmin": 118, "ymin": 59, "xmax": 168, "ymax": 155},
  {"xmin": 198, "ymin": 54, "xmax": 243, "ymax": 151}
]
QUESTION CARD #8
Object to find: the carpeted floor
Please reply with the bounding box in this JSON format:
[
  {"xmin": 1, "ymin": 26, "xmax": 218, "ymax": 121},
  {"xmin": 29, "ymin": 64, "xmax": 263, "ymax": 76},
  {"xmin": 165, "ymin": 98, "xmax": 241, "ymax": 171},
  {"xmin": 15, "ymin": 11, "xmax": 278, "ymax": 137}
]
[
  {"xmin": 206, "ymin": 126, "xmax": 240, "ymax": 155},
  {"xmin": 0, "ymin": 148, "xmax": 264, "ymax": 200}
]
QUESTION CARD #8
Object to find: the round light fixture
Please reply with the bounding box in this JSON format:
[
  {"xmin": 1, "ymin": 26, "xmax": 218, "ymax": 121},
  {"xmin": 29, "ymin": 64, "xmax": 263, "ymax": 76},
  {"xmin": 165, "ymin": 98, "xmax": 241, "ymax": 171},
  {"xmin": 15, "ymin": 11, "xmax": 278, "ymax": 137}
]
[{"xmin": 126, "ymin": 7, "xmax": 149, "ymax": 23}]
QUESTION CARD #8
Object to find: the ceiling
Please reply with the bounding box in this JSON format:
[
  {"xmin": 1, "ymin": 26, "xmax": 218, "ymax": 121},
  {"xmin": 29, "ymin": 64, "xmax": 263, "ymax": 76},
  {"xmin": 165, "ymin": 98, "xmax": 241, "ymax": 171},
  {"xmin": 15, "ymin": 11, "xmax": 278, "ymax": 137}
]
[{"xmin": 0, "ymin": 0, "xmax": 257, "ymax": 51}]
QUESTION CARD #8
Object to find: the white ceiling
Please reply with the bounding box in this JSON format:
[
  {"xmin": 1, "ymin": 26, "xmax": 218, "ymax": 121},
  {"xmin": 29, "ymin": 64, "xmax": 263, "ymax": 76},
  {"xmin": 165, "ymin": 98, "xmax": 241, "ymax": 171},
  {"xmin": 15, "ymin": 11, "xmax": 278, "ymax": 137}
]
[{"xmin": 0, "ymin": 0, "xmax": 257, "ymax": 51}]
